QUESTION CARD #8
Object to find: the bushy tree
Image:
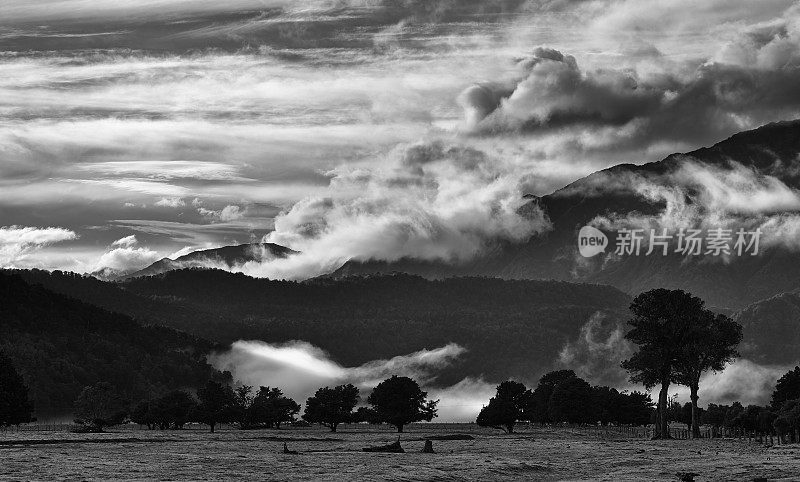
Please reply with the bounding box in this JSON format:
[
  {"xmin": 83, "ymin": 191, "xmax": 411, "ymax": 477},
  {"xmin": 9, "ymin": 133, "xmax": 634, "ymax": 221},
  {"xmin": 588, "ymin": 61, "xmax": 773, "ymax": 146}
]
[
  {"xmin": 773, "ymin": 399, "xmax": 800, "ymax": 443},
  {"xmin": 74, "ymin": 382, "xmax": 127, "ymax": 431},
  {"xmin": 130, "ymin": 400, "xmax": 157, "ymax": 429},
  {"xmin": 195, "ymin": 380, "xmax": 235, "ymax": 433},
  {"xmin": 621, "ymin": 289, "xmax": 706, "ymax": 439},
  {"xmin": 131, "ymin": 391, "xmax": 196, "ymax": 430},
  {"xmin": 248, "ymin": 386, "xmax": 300, "ymax": 429},
  {"xmin": 772, "ymin": 366, "xmax": 800, "ymax": 410},
  {"xmin": 0, "ymin": 351, "xmax": 34, "ymax": 426},
  {"xmin": 528, "ymin": 370, "xmax": 578, "ymax": 424},
  {"xmin": 303, "ymin": 384, "xmax": 359, "ymax": 432},
  {"xmin": 673, "ymin": 312, "xmax": 741, "ymax": 437},
  {"xmin": 548, "ymin": 376, "xmax": 593, "ymax": 424},
  {"xmin": 352, "ymin": 406, "xmax": 380, "ymax": 424},
  {"xmin": 232, "ymin": 385, "xmax": 255, "ymax": 429},
  {"xmin": 367, "ymin": 376, "xmax": 438, "ymax": 433},
  {"xmin": 616, "ymin": 391, "xmax": 654, "ymax": 426},
  {"xmin": 476, "ymin": 381, "xmax": 531, "ymax": 433},
  {"xmin": 154, "ymin": 391, "xmax": 196, "ymax": 429}
]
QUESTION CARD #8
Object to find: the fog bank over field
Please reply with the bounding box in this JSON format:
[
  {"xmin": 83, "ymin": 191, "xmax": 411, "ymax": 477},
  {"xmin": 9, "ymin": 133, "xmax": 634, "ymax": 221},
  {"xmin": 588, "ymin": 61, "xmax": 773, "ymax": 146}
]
[
  {"xmin": 210, "ymin": 340, "xmax": 492, "ymax": 422},
  {"xmin": 210, "ymin": 338, "xmax": 794, "ymax": 422}
]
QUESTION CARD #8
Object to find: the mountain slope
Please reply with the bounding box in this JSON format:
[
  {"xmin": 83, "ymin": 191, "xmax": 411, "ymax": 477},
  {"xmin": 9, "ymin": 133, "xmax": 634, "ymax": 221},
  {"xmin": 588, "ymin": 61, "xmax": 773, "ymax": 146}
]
[
  {"xmin": 0, "ymin": 272, "xmax": 228, "ymax": 415},
  {"xmin": 124, "ymin": 242, "xmax": 296, "ymax": 279},
  {"xmin": 13, "ymin": 268, "xmax": 634, "ymax": 385},
  {"xmin": 734, "ymin": 290, "xmax": 800, "ymax": 365},
  {"xmin": 332, "ymin": 120, "xmax": 800, "ymax": 309}
]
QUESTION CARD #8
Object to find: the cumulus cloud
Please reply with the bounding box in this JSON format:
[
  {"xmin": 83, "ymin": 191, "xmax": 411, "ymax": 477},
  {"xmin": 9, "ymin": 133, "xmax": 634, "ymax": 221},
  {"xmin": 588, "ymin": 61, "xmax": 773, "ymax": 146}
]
[
  {"xmin": 234, "ymin": 140, "xmax": 550, "ymax": 279},
  {"xmin": 0, "ymin": 226, "xmax": 78, "ymax": 267},
  {"xmin": 155, "ymin": 197, "xmax": 186, "ymax": 208},
  {"xmin": 93, "ymin": 235, "xmax": 161, "ymax": 274},
  {"xmin": 210, "ymin": 339, "xmax": 479, "ymax": 420},
  {"xmin": 459, "ymin": 43, "xmax": 800, "ymax": 150}
]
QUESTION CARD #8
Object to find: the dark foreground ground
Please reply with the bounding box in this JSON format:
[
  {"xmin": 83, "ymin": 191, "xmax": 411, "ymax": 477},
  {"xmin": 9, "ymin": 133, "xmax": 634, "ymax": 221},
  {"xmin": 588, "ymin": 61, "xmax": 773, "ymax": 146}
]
[{"xmin": 1, "ymin": 423, "xmax": 798, "ymax": 481}]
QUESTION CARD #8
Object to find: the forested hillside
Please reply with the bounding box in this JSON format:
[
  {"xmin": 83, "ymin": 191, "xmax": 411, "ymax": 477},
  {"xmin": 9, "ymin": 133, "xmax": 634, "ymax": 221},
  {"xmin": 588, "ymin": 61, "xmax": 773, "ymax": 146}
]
[
  {"xmin": 16, "ymin": 269, "xmax": 632, "ymax": 384},
  {"xmin": 0, "ymin": 273, "xmax": 229, "ymax": 416}
]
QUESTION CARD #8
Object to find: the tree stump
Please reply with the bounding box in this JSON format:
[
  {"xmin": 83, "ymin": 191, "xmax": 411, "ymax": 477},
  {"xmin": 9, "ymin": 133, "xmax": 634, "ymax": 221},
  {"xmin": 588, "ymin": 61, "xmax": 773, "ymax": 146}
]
[{"xmin": 422, "ymin": 440, "xmax": 434, "ymax": 453}]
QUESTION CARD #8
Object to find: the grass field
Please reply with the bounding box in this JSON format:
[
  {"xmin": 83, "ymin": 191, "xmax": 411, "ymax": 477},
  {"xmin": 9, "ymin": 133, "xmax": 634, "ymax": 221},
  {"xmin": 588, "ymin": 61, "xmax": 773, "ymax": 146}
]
[{"xmin": 2, "ymin": 423, "xmax": 798, "ymax": 481}]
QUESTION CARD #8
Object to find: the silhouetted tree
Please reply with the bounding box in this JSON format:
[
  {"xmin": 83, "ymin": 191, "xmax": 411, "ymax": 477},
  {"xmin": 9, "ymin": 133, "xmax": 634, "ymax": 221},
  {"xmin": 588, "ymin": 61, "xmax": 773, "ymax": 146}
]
[
  {"xmin": 303, "ymin": 384, "xmax": 360, "ymax": 432},
  {"xmin": 773, "ymin": 399, "xmax": 800, "ymax": 443},
  {"xmin": 248, "ymin": 386, "xmax": 300, "ymax": 429},
  {"xmin": 130, "ymin": 400, "xmax": 157, "ymax": 429},
  {"xmin": 772, "ymin": 366, "xmax": 800, "ymax": 410},
  {"xmin": 592, "ymin": 386, "xmax": 620, "ymax": 425},
  {"xmin": 528, "ymin": 370, "xmax": 578, "ymax": 424},
  {"xmin": 673, "ymin": 311, "xmax": 742, "ymax": 437},
  {"xmin": 621, "ymin": 289, "xmax": 705, "ymax": 439},
  {"xmin": 367, "ymin": 376, "xmax": 438, "ymax": 432},
  {"xmin": 352, "ymin": 406, "xmax": 380, "ymax": 424},
  {"xmin": 702, "ymin": 403, "xmax": 728, "ymax": 436},
  {"xmin": 476, "ymin": 381, "xmax": 531, "ymax": 433},
  {"xmin": 153, "ymin": 391, "xmax": 196, "ymax": 429},
  {"xmin": 549, "ymin": 375, "xmax": 594, "ymax": 424},
  {"xmin": 724, "ymin": 401, "xmax": 744, "ymax": 432},
  {"xmin": 0, "ymin": 351, "xmax": 34, "ymax": 427},
  {"xmin": 74, "ymin": 382, "xmax": 127, "ymax": 431},
  {"xmin": 232, "ymin": 385, "xmax": 254, "ymax": 429},
  {"xmin": 195, "ymin": 380, "xmax": 235, "ymax": 433},
  {"xmin": 616, "ymin": 391, "xmax": 654, "ymax": 426}
]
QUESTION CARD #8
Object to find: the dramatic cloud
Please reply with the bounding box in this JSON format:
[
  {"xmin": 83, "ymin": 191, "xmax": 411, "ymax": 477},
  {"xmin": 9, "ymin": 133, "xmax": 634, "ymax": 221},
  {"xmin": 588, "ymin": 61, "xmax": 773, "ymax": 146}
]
[
  {"xmin": 210, "ymin": 339, "xmax": 478, "ymax": 420},
  {"xmin": 585, "ymin": 160, "xmax": 800, "ymax": 252},
  {"xmin": 459, "ymin": 43, "xmax": 800, "ymax": 150},
  {"xmin": 4, "ymin": 0, "xmax": 800, "ymax": 272},
  {"xmin": 0, "ymin": 226, "xmax": 78, "ymax": 267},
  {"xmin": 239, "ymin": 141, "xmax": 550, "ymax": 279}
]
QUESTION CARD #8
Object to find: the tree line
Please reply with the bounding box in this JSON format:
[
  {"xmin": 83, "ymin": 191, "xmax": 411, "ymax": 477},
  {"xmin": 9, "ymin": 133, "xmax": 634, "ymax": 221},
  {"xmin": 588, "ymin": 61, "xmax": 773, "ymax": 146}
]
[
  {"xmin": 477, "ymin": 371, "xmax": 654, "ymax": 433},
  {"xmin": 1, "ymin": 368, "xmax": 438, "ymax": 433},
  {"xmin": 3, "ymin": 287, "xmax": 800, "ymax": 442}
]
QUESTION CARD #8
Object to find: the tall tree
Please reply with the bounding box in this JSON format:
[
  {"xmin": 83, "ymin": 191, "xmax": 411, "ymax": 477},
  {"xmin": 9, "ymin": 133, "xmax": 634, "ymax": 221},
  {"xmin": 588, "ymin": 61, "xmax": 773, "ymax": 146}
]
[
  {"xmin": 673, "ymin": 312, "xmax": 742, "ymax": 437},
  {"xmin": 367, "ymin": 376, "xmax": 438, "ymax": 433},
  {"xmin": 476, "ymin": 381, "xmax": 530, "ymax": 433},
  {"xmin": 74, "ymin": 382, "xmax": 127, "ymax": 431},
  {"xmin": 195, "ymin": 380, "xmax": 235, "ymax": 433},
  {"xmin": 303, "ymin": 384, "xmax": 359, "ymax": 432},
  {"xmin": 621, "ymin": 289, "xmax": 705, "ymax": 439},
  {"xmin": 0, "ymin": 351, "xmax": 34, "ymax": 426},
  {"xmin": 772, "ymin": 366, "xmax": 800, "ymax": 410}
]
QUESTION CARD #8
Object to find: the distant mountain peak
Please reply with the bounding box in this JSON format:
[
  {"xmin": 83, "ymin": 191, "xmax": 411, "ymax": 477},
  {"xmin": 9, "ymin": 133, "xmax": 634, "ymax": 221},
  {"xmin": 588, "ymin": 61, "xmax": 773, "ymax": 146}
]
[{"xmin": 120, "ymin": 242, "xmax": 296, "ymax": 280}]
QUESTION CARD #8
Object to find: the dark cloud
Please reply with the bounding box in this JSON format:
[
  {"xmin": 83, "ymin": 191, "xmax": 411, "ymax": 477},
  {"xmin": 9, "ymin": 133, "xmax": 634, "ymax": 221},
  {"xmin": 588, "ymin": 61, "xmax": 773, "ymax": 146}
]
[{"xmin": 459, "ymin": 44, "xmax": 800, "ymax": 151}]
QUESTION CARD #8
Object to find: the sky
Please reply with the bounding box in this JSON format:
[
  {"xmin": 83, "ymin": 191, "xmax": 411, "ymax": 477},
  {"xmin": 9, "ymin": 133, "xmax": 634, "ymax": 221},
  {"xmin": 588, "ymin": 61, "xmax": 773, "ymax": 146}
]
[{"xmin": 2, "ymin": 0, "xmax": 800, "ymax": 275}]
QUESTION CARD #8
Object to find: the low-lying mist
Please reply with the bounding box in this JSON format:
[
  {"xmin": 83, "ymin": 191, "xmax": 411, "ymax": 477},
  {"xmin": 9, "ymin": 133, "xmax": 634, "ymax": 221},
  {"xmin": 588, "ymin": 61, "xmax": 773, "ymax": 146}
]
[
  {"xmin": 210, "ymin": 340, "xmax": 494, "ymax": 422},
  {"xmin": 210, "ymin": 335, "xmax": 795, "ymax": 423}
]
